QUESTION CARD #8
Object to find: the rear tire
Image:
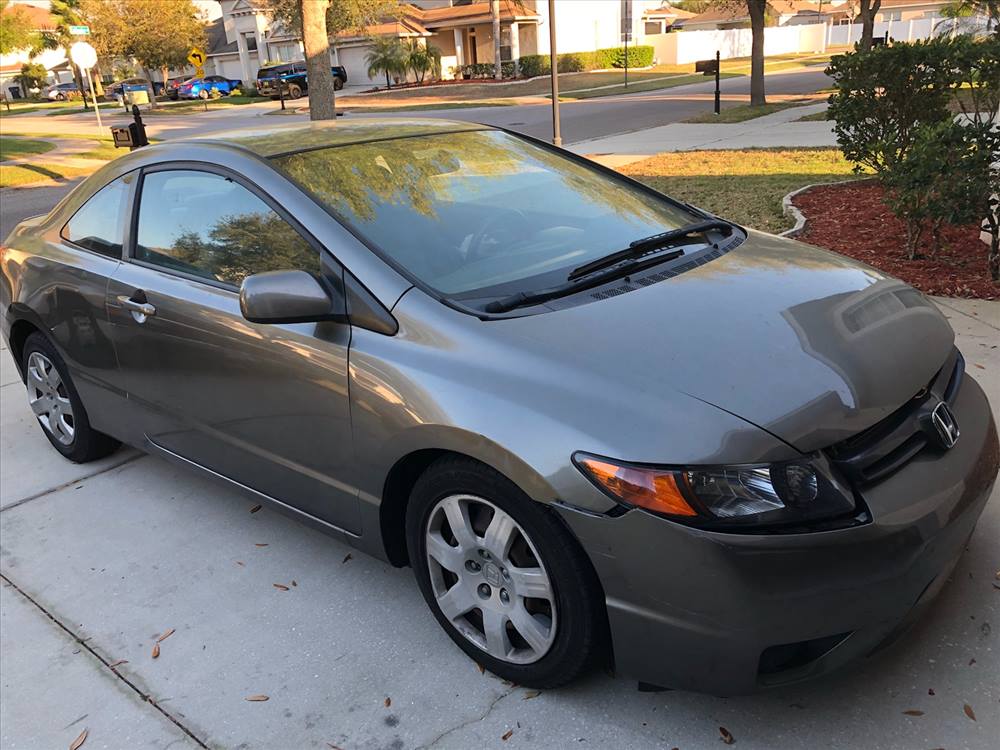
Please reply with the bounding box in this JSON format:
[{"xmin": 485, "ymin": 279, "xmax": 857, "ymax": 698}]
[
  {"xmin": 287, "ymin": 84, "xmax": 302, "ymax": 99},
  {"xmin": 21, "ymin": 333, "xmax": 120, "ymax": 463},
  {"xmin": 406, "ymin": 456, "xmax": 605, "ymax": 688}
]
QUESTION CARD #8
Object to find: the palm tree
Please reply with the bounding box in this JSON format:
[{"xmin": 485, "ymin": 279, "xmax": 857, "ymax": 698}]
[
  {"xmin": 404, "ymin": 39, "xmax": 441, "ymax": 84},
  {"xmin": 365, "ymin": 36, "xmax": 406, "ymax": 88},
  {"xmin": 939, "ymin": 0, "xmax": 1000, "ymax": 36}
]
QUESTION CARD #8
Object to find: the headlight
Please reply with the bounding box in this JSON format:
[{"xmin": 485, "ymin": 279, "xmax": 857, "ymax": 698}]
[{"xmin": 573, "ymin": 452, "xmax": 857, "ymax": 531}]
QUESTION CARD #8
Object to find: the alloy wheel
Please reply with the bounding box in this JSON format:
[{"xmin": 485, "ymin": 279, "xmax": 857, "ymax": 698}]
[
  {"xmin": 26, "ymin": 351, "xmax": 75, "ymax": 445},
  {"xmin": 425, "ymin": 494, "xmax": 556, "ymax": 664}
]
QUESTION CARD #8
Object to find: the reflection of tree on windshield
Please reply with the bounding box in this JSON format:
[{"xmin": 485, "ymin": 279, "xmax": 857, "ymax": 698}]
[
  {"xmin": 143, "ymin": 212, "xmax": 317, "ymax": 286},
  {"xmin": 273, "ymin": 130, "xmax": 691, "ymax": 229}
]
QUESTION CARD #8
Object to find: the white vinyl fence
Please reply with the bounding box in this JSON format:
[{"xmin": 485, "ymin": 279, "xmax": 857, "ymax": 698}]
[{"xmin": 648, "ymin": 16, "xmax": 991, "ymax": 66}]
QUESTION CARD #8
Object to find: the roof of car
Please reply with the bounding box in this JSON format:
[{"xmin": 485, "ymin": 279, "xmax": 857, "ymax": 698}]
[{"xmin": 181, "ymin": 118, "xmax": 494, "ymax": 158}]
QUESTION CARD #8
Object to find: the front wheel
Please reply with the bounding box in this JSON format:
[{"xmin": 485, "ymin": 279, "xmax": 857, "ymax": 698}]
[
  {"xmin": 287, "ymin": 84, "xmax": 302, "ymax": 99},
  {"xmin": 22, "ymin": 333, "xmax": 120, "ymax": 463},
  {"xmin": 406, "ymin": 456, "xmax": 605, "ymax": 688},
  {"xmin": 198, "ymin": 89, "xmax": 209, "ymax": 100}
]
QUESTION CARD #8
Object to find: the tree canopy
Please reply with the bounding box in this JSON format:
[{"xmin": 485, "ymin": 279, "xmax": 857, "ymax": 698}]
[{"xmin": 0, "ymin": 0, "xmax": 38, "ymax": 54}]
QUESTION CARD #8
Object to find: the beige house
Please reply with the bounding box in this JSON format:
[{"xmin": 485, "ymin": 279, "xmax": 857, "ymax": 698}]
[{"xmin": 208, "ymin": 1, "xmax": 684, "ymax": 88}]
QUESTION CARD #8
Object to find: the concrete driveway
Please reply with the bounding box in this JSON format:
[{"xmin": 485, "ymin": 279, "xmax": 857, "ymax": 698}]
[{"xmin": 1, "ymin": 300, "xmax": 998, "ymax": 750}]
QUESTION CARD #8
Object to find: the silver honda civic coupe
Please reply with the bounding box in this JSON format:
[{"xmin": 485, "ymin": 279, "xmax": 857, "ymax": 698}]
[{"xmin": 2, "ymin": 120, "xmax": 997, "ymax": 695}]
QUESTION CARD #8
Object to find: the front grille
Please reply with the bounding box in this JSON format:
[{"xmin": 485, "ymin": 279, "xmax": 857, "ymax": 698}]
[{"xmin": 827, "ymin": 348, "xmax": 965, "ymax": 485}]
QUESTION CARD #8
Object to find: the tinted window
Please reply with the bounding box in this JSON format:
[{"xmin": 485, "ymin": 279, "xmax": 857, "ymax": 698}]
[
  {"xmin": 134, "ymin": 170, "xmax": 317, "ymax": 286},
  {"xmin": 273, "ymin": 130, "xmax": 698, "ymax": 297},
  {"xmin": 61, "ymin": 174, "xmax": 132, "ymax": 258}
]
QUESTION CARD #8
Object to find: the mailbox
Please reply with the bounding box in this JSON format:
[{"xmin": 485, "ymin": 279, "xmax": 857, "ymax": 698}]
[{"xmin": 695, "ymin": 58, "xmax": 719, "ymax": 75}]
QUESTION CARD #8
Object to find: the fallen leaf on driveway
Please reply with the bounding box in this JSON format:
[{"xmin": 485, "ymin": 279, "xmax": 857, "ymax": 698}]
[
  {"xmin": 250, "ymin": 504, "xmax": 262, "ymax": 514},
  {"xmin": 69, "ymin": 728, "xmax": 88, "ymax": 750},
  {"xmin": 291, "ymin": 580, "xmax": 297, "ymax": 587},
  {"xmin": 151, "ymin": 643, "xmax": 160, "ymax": 659},
  {"xmin": 235, "ymin": 561, "xmax": 245, "ymax": 567},
  {"xmin": 255, "ymin": 543, "xmax": 268, "ymax": 547},
  {"xmin": 476, "ymin": 663, "xmax": 485, "ymax": 674},
  {"xmin": 903, "ymin": 710, "xmax": 924, "ymax": 716},
  {"xmin": 964, "ymin": 704, "xmax": 976, "ymax": 721},
  {"xmin": 342, "ymin": 553, "xmax": 352, "ymax": 563},
  {"xmin": 327, "ymin": 744, "xmax": 343, "ymax": 750},
  {"xmin": 156, "ymin": 628, "xmax": 175, "ymax": 643},
  {"xmin": 968, "ymin": 658, "xmax": 976, "ymax": 666},
  {"xmin": 273, "ymin": 584, "xmax": 289, "ymax": 591},
  {"xmin": 719, "ymin": 726, "xmax": 735, "ymax": 744},
  {"xmin": 523, "ymin": 690, "xmax": 541, "ymax": 700},
  {"xmin": 502, "ymin": 729, "xmax": 514, "ymax": 741},
  {"xmin": 973, "ymin": 363, "xmax": 985, "ymax": 369},
  {"xmin": 246, "ymin": 695, "xmax": 269, "ymax": 702},
  {"xmin": 109, "ymin": 660, "xmax": 128, "ymax": 668},
  {"xmin": 384, "ymin": 696, "xmax": 391, "ymax": 707},
  {"xmin": 928, "ymin": 688, "xmax": 935, "ymax": 695}
]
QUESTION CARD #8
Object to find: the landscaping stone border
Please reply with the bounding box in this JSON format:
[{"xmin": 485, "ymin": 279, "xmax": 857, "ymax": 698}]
[{"xmin": 780, "ymin": 179, "xmax": 870, "ymax": 237}]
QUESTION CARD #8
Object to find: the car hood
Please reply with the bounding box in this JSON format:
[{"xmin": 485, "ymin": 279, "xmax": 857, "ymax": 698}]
[{"xmin": 489, "ymin": 230, "xmax": 954, "ymax": 453}]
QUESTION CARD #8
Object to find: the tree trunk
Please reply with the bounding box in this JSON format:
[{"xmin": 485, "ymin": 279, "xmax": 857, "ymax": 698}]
[
  {"xmin": 748, "ymin": 0, "xmax": 766, "ymax": 106},
  {"xmin": 858, "ymin": 0, "xmax": 882, "ymax": 51},
  {"xmin": 161, "ymin": 65, "xmax": 169, "ymax": 99},
  {"xmin": 905, "ymin": 219, "xmax": 923, "ymax": 260},
  {"xmin": 492, "ymin": 0, "xmax": 502, "ymax": 80},
  {"xmin": 142, "ymin": 66, "xmax": 157, "ymax": 108},
  {"xmin": 987, "ymin": 214, "xmax": 1000, "ymax": 281},
  {"xmin": 301, "ymin": 0, "xmax": 336, "ymax": 121}
]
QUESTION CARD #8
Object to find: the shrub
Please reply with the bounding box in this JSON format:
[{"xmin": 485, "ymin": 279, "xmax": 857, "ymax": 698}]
[
  {"xmin": 459, "ymin": 61, "xmax": 516, "ymax": 79},
  {"xmin": 518, "ymin": 54, "xmax": 550, "ymax": 77},
  {"xmin": 828, "ymin": 36, "xmax": 1000, "ymax": 278},
  {"xmin": 594, "ymin": 45, "xmax": 654, "ymax": 69},
  {"xmin": 557, "ymin": 52, "xmax": 591, "ymax": 72}
]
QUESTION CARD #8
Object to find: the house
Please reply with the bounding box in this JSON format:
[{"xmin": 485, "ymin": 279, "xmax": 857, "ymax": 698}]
[
  {"xmin": 0, "ymin": 0, "xmax": 67, "ymax": 99},
  {"xmin": 678, "ymin": 0, "xmax": 963, "ymax": 30},
  {"xmin": 208, "ymin": 1, "xmax": 684, "ymax": 88}
]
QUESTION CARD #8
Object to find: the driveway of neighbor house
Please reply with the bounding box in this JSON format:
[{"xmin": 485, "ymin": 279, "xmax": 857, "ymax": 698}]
[{"xmin": 0, "ymin": 299, "xmax": 998, "ymax": 750}]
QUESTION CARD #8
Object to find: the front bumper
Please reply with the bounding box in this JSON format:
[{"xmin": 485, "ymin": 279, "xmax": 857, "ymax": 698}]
[{"xmin": 558, "ymin": 376, "xmax": 998, "ymax": 695}]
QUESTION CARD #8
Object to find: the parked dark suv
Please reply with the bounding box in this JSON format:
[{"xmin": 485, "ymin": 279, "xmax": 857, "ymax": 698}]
[{"xmin": 255, "ymin": 62, "xmax": 347, "ymax": 98}]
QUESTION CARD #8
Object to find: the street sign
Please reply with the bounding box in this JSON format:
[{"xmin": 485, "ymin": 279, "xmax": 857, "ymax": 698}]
[
  {"xmin": 195, "ymin": 66, "xmax": 205, "ymax": 78},
  {"xmin": 70, "ymin": 41, "xmax": 97, "ymax": 70},
  {"xmin": 188, "ymin": 47, "xmax": 207, "ymax": 67},
  {"xmin": 69, "ymin": 24, "xmax": 90, "ymax": 35}
]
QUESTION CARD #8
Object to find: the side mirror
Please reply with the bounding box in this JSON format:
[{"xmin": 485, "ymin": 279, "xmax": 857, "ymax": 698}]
[{"xmin": 240, "ymin": 270, "xmax": 345, "ymax": 324}]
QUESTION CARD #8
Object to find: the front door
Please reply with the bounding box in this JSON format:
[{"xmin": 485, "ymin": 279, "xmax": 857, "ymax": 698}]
[{"xmin": 106, "ymin": 166, "xmax": 360, "ymax": 533}]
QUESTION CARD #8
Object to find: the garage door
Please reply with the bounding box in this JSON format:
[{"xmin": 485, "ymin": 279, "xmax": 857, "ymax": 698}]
[{"xmin": 335, "ymin": 45, "xmax": 380, "ymax": 88}]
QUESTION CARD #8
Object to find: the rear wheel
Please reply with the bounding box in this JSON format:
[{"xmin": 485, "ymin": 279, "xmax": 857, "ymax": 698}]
[
  {"xmin": 22, "ymin": 333, "xmax": 120, "ymax": 463},
  {"xmin": 334, "ymin": 79, "xmax": 343, "ymax": 91},
  {"xmin": 287, "ymin": 84, "xmax": 302, "ymax": 99},
  {"xmin": 198, "ymin": 89, "xmax": 209, "ymax": 100},
  {"xmin": 406, "ymin": 456, "xmax": 605, "ymax": 688}
]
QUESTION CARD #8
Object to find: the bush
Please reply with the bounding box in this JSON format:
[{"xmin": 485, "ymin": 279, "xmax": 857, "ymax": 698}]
[
  {"xmin": 517, "ymin": 54, "xmax": 550, "ymax": 77},
  {"xmin": 828, "ymin": 36, "xmax": 1000, "ymax": 278},
  {"xmin": 459, "ymin": 61, "xmax": 516, "ymax": 79},
  {"xmin": 557, "ymin": 52, "xmax": 591, "ymax": 72},
  {"xmin": 594, "ymin": 45, "xmax": 654, "ymax": 69}
]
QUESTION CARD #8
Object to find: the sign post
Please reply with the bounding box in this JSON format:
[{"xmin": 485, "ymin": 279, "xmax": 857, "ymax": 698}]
[
  {"xmin": 548, "ymin": 0, "xmax": 561, "ymax": 146},
  {"xmin": 695, "ymin": 52, "xmax": 721, "ymax": 116},
  {"xmin": 70, "ymin": 41, "xmax": 102, "ymax": 133}
]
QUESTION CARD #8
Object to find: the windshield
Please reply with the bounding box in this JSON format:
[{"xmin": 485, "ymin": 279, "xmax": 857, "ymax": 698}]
[{"xmin": 272, "ymin": 130, "xmax": 700, "ymax": 301}]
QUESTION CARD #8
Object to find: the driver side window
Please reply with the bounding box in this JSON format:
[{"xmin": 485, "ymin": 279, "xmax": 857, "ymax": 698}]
[{"xmin": 133, "ymin": 170, "xmax": 319, "ymax": 286}]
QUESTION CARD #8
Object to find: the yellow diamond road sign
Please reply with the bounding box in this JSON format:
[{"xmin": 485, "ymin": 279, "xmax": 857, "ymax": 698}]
[{"xmin": 188, "ymin": 48, "xmax": 206, "ymax": 67}]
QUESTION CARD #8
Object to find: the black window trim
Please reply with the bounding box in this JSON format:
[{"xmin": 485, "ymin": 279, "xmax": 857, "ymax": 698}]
[
  {"xmin": 127, "ymin": 160, "xmax": 336, "ymax": 293},
  {"xmin": 59, "ymin": 169, "xmax": 139, "ymax": 261}
]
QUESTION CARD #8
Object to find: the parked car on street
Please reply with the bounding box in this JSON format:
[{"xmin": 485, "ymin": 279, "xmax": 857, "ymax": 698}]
[
  {"xmin": 164, "ymin": 76, "xmax": 192, "ymax": 100},
  {"xmin": 255, "ymin": 62, "xmax": 347, "ymax": 98},
  {"xmin": 176, "ymin": 75, "xmax": 243, "ymax": 99},
  {"xmin": 44, "ymin": 81, "xmax": 80, "ymax": 101},
  {"xmin": 2, "ymin": 120, "xmax": 996, "ymax": 695}
]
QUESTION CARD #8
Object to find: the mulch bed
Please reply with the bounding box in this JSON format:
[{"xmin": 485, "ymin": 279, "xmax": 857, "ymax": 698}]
[{"xmin": 793, "ymin": 181, "xmax": 998, "ymax": 300}]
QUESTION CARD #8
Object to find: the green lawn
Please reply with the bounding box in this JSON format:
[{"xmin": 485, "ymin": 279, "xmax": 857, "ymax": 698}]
[
  {"xmin": 685, "ymin": 98, "xmax": 815, "ymax": 124},
  {"xmin": 618, "ymin": 148, "xmax": 861, "ymax": 233},
  {"xmin": 0, "ymin": 99, "xmax": 88, "ymax": 117},
  {"xmin": 0, "ymin": 135, "xmax": 123, "ymax": 187},
  {"xmin": 0, "ymin": 136, "xmax": 56, "ymax": 161}
]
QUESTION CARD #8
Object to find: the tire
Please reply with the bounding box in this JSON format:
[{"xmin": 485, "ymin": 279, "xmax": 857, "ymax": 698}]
[
  {"xmin": 406, "ymin": 456, "xmax": 605, "ymax": 688},
  {"xmin": 334, "ymin": 79, "xmax": 343, "ymax": 91},
  {"xmin": 56, "ymin": 93, "xmax": 66, "ymax": 101},
  {"xmin": 287, "ymin": 84, "xmax": 302, "ymax": 100},
  {"xmin": 21, "ymin": 333, "xmax": 120, "ymax": 463},
  {"xmin": 198, "ymin": 89, "xmax": 209, "ymax": 100}
]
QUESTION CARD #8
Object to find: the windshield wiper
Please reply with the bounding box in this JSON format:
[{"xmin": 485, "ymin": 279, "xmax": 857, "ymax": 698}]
[
  {"xmin": 566, "ymin": 219, "xmax": 733, "ymax": 281},
  {"xmin": 484, "ymin": 247, "xmax": 686, "ymax": 314}
]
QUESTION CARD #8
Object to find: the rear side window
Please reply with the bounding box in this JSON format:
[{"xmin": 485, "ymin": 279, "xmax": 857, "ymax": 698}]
[
  {"xmin": 133, "ymin": 169, "xmax": 318, "ymax": 286},
  {"xmin": 61, "ymin": 174, "xmax": 132, "ymax": 258}
]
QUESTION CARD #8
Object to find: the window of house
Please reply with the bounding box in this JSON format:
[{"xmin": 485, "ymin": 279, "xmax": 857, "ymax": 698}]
[
  {"xmin": 645, "ymin": 21, "xmax": 664, "ymax": 35},
  {"xmin": 134, "ymin": 170, "xmax": 317, "ymax": 286},
  {"xmin": 61, "ymin": 174, "xmax": 133, "ymax": 258},
  {"xmin": 243, "ymin": 32, "xmax": 258, "ymax": 52},
  {"xmin": 500, "ymin": 26, "xmax": 512, "ymax": 62}
]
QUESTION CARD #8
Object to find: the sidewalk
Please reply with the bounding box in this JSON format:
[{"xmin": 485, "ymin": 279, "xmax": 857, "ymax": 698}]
[
  {"xmin": 1, "ymin": 136, "xmax": 109, "ymax": 171},
  {"xmin": 569, "ymin": 102, "xmax": 835, "ymax": 166}
]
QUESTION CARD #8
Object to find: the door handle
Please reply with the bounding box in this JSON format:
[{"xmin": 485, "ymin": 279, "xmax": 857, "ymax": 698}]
[{"xmin": 117, "ymin": 295, "xmax": 156, "ymax": 319}]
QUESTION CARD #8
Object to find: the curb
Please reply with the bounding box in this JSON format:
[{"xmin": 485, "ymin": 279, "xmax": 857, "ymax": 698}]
[{"xmin": 780, "ymin": 179, "xmax": 863, "ymax": 237}]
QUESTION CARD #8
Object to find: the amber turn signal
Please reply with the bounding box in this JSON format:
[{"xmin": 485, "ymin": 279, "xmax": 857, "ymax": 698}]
[{"xmin": 575, "ymin": 454, "xmax": 698, "ymax": 517}]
